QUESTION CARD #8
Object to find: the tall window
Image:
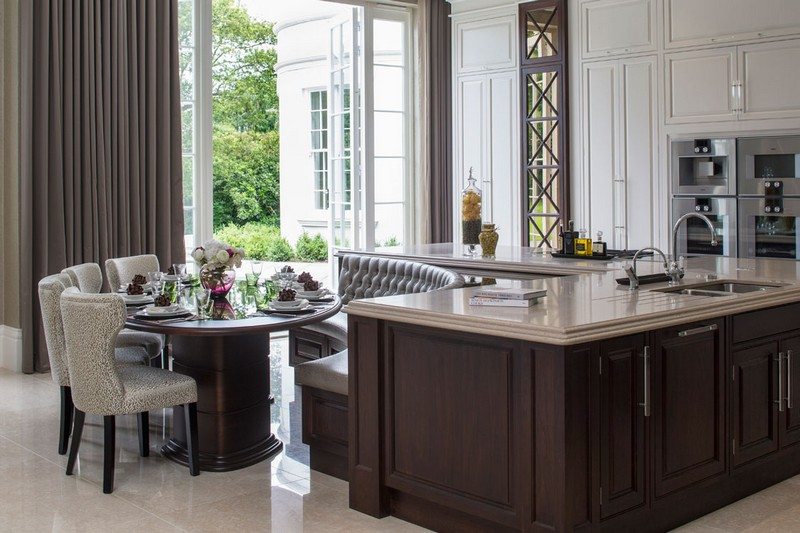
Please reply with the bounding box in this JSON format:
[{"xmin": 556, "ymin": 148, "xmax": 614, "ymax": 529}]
[
  {"xmin": 310, "ymin": 90, "xmax": 329, "ymax": 210},
  {"xmin": 179, "ymin": 0, "xmax": 196, "ymax": 252},
  {"xmin": 520, "ymin": 0, "xmax": 569, "ymax": 248}
]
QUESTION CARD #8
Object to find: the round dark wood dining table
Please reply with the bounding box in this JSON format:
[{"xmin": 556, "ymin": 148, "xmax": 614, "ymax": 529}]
[{"xmin": 124, "ymin": 295, "xmax": 342, "ymax": 472}]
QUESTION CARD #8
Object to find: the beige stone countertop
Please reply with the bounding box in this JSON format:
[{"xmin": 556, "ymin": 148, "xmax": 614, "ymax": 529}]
[
  {"xmin": 336, "ymin": 243, "xmax": 623, "ymax": 275},
  {"xmin": 343, "ymin": 256, "xmax": 800, "ymax": 345}
]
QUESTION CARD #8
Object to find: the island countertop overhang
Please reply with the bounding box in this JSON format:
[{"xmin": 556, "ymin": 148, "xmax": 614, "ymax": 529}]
[{"xmin": 343, "ymin": 256, "xmax": 800, "ymax": 345}]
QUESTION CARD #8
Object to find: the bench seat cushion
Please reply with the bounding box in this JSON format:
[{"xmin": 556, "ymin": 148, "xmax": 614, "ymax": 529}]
[
  {"xmin": 297, "ymin": 312, "xmax": 348, "ymax": 346},
  {"xmin": 295, "ymin": 350, "xmax": 348, "ymax": 396}
]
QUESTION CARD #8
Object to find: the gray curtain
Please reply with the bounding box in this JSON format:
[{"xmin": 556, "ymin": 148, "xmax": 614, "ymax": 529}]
[
  {"xmin": 427, "ymin": 0, "xmax": 452, "ymax": 243},
  {"xmin": 19, "ymin": 0, "xmax": 184, "ymax": 373}
]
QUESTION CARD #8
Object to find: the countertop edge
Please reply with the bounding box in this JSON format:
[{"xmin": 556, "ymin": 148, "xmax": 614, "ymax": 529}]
[{"xmin": 344, "ymin": 290, "xmax": 800, "ymax": 346}]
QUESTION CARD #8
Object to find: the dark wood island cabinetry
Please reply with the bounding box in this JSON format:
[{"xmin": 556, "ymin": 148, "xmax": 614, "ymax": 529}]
[{"xmin": 347, "ymin": 303, "xmax": 800, "ymax": 532}]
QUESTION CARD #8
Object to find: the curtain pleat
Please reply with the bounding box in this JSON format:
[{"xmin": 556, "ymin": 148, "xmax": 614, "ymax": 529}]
[
  {"xmin": 427, "ymin": 0, "xmax": 452, "ymax": 243},
  {"xmin": 20, "ymin": 0, "xmax": 184, "ymax": 372}
]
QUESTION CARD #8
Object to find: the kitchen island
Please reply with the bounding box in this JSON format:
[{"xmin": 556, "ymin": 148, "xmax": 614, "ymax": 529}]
[{"xmin": 343, "ymin": 254, "xmax": 800, "ymax": 532}]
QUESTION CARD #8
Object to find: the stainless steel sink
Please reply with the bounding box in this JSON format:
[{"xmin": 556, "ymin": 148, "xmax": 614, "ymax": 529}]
[{"xmin": 652, "ymin": 280, "xmax": 784, "ymax": 297}]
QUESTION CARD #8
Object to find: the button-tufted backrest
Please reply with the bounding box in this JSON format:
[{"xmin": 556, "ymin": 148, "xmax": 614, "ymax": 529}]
[
  {"xmin": 105, "ymin": 254, "xmax": 160, "ymax": 291},
  {"xmin": 337, "ymin": 255, "xmax": 464, "ymax": 305},
  {"xmin": 37, "ymin": 273, "xmax": 75, "ymax": 387},
  {"xmin": 62, "ymin": 262, "xmax": 104, "ymax": 293},
  {"xmin": 60, "ymin": 289, "xmax": 127, "ymax": 414}
]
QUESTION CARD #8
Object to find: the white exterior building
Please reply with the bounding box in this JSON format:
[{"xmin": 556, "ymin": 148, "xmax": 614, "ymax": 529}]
[{"xmin": 274, "ymin": 2, "xmax": 407, "ymax": 248}]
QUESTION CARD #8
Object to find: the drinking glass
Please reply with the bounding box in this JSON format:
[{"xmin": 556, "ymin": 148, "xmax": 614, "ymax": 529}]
[
  {"xmin": 250, "ymin": 260, "xmax": 263, "ymax": 276},
  {"xmin": 245, "ymin": 273, "xmax": 259, "ymax": 287},
  {"xmin": 195, "ymin": 289, "xmax": 212, "ymax": 320},
  {"xmin": 173, "ymin": 263, "xmax": 187, "ymax": 280},
  {"xmin": 147, "ymin": 271, "xmax": 163, "ymax": 294}
]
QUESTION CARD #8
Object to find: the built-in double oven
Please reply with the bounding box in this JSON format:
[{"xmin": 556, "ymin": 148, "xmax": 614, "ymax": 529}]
[
  {"xmin": 671, "ymin": 138, "xmax": 737, "ymax": 257},
  {"xmin": 738, "ymin": 135, "xmax": 800, "ymax": 259},
  {"xmin": 672, "ymin": 135, "xmax": 800, "ymax": 260}
]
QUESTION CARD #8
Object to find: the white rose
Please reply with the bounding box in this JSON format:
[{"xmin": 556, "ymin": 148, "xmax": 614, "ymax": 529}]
[
  {"xmin": 216, "ymin": 250, "xmax": 230, "ymax": 264},
  {"xmin": 191, "ymin": 248, "xmax": 205, "ymax": 263}
]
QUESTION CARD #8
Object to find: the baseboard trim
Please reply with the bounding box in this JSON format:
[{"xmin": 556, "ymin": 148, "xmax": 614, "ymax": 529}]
[{"xmin": 0, "ymin": 325, "xmax": 23, "ymax": 373}]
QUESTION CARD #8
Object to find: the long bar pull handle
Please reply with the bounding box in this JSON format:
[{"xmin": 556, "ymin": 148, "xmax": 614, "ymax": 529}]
[
  {"xmin": 776, "ymin": 352, "xmax": 785, "ymax": 413},
  {"xmin": 640, "ymin": 346, "xmax": 651, "ymax": 417},
  {"xmin": 678, "ymin": 324, "xmax": 719, "ymax": 337},
  {"xmin": 788, "ymin": 350, "xmax": 793, "ymax": 409}
]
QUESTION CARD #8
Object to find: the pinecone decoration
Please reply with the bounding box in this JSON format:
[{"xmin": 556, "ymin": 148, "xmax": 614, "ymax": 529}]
[
  {"xmin": 132, "ymin": 274, "xmax": 147, "ymax": 285},
  {"xmin": 280, "ymin": 265, "xmax": 295, "ymax": 274},
  {"xmin": 303, "ymin": 279, "xmax": 320, "ymax": 291},
  {"xmin": 154, "ymin": 294, "xmax": 171, "ymax": 307},
  {"xmin": 297, "ymin": 271, "xmax": 313, "ymax": 284},
  {"xmin": 277, "ymin": 288, "xmax": 296, "ymax": 302},
  {"xmin": 126, "ymin": 283, "xmax": 144, "ymax": 295}
]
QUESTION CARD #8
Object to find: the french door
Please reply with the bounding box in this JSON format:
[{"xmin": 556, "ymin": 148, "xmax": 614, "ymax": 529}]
[{"xmin": 327, "ymin": 5, "xmax": 413, "ymax": 263}]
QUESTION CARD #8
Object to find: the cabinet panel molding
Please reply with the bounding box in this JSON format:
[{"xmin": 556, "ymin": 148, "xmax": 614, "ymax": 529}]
[
  {"xmin": 665, "ymin": 0, "xmax": 800, "ymax": 49},
  {"xmin": 739, "ymin": 40, "xmax": 800, "ymax": 121},
  {"xmin": 581, "ymin": 0, "xmax": 655, "ymax": 59},
  {"xmin": 665, "ymin": 48, "xmax": 737, "ymax": 124},
  {"xmin": 456, "ymin": 15, "xmax": 516, "ymax": 74}
]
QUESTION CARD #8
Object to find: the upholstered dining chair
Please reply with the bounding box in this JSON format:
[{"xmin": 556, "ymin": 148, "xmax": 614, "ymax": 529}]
[
  {"xmin": 60, "ymin": 289, "xmax": 199, "ymax": 494},
  {"xmin": 104, "ymin": 254, "xmax": 160, "ymax": 291},
  {"xmin": 62, "ymin": 262, "xmax": 165, "ymax": 366},
  {"xmin": 38, "ymin": 274, "xmax": 152, "ymax": 456}
]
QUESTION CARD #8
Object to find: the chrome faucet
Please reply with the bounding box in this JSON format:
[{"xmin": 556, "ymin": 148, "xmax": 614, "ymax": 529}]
[
  {"xmin": 670, "ymin": 213, "xmax": 718, "ymax": 283},
  {"xmin": 624, "ymin": 247, "xmax": 669, "ymax": 290}
]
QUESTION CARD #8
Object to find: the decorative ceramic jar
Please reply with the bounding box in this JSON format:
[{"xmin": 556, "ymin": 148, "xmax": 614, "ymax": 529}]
[
  {"xmin": 200, "ymin": 266, "xmax": 236, "ymax": 298},
  {"xmin": 461, "ymin": 167, "xmax": 482, "ymax": 256},
  {"xmin": 479, "ymin": 223, "xmax": 499, "ymax": 257}
]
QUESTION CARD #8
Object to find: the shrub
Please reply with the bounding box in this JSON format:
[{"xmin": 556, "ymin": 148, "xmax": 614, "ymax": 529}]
[
  {"xmin": 295, "ymin": 232, "xmax": 328, "ymax": 262},
  {"xmin": 214, "ymin": 222, "xmax": 294, "ymax": 261}
]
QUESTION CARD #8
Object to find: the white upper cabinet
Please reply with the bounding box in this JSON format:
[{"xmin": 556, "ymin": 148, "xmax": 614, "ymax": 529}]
[
  {"xmin": 665, "ymin": 47, "xmax": 737, "ymax": 124},
  {"xmin": 581, "ymin": 0, "xmax": 656, "ymax": 59},
  {"xmin": 739, "ymin": 40, "xmax": 800, "ymax": 121},
  {"xmin": 665, "ymin": 0, "xmax": 800, "ymax": 49},
  {"xmin": 455, "ymin": 15, "xmax": 517, "ymax": 74}
]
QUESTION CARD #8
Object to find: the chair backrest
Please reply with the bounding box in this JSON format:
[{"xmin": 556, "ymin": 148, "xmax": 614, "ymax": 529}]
[
  {"xmin": 105, "ymin": 254, "xmax": 160, "ymax": 290},
  {"xmin": 37, "ymin": 273, "xmax": 75, "ymax": 387},
  {"xmin": 62, "ymin": 262, "xmax": 104, "ymax": 293},
  {"xmin": 60, "ymin": 289, "xmax": 126, "ymax": 414},
  {"xmin": 337, "ymin": 255, "xmax": 464, "ymax": 305}
]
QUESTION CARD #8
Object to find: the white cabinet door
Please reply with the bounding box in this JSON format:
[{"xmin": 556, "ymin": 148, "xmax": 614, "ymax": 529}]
[
  {"xmin": 486, "ymin": 72, "xmax": 519, "ymax": 247},
  {"xmin": 665, "ymin": 0, "xmax": 800, "ymax": 49},
  {"xmin": 581, "ymin": 0, "xmax": 656, "ymax": 59},
  {"xmin": 583, "ymin": 61, "xmax": 619, "ymax": 248},
  {"xmin": 620, "ymin": 57, "xmax": 657, "ymax": 250},
  {"xmin": 665, "ymin": 47, "xmax": 737, "ymax": 124},
  {"xmin": 455, "ymin": 15, "xmax": 516, "ymax": 74},
  {"xmin": 456, "ymin": 74, "xmax": 487, "ymax": 190},
  {"xmin": 739, "ymin": 40, "xmax": 800, "ymax": 121}
]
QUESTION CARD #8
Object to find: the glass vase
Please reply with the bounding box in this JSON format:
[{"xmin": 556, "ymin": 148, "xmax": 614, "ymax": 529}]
[
  {"xmin": 461, "ymin": 167, "xmax": 482, "ymax": 256},
  {"xmin": 200, "ymin": 265, "xmax": 236, "ymax": 298}
]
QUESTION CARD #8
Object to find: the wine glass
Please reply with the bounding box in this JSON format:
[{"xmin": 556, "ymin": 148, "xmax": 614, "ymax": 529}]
[
  {"xmin": 147, "ymin": 271, "xmax": 163, "ymax": 295},
  {"xmin": 173, "ymin": 263, "xmax": 187, "ymax": 281},
  {"xmin": 195, "ymin": 289, "xmax": 212, "ymax": 320}
]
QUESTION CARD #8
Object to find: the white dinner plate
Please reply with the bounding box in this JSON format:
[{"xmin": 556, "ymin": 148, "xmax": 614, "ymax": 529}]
[
  {"xmin": 295, "ymin": 289, "xmax": 327, "ymax": 300},
  {"xmin": 139, "ymin": 305, "xmax": 186, "ymax": 318},
  {"xmin": 269, "ymin": 299, "xmax": 310, "ymax": 311},
  {"xmin": 118, "ymin": 282, "xmax": 152, "ymax": 293},
  {"xmin": 121, "ymin": 294, "xmax": 154, "ymax": 305}
]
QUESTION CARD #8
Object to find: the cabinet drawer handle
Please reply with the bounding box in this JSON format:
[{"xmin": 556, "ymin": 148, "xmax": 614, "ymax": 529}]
[
  {"xmin": 639, "ymin": 346, "xmax": 651, "ymax": 418},
  {"xmin": 776, "ymin": 352, "xmax": 785, "ymax": 413},
  {"xmin": 678, "ymin": 324, "xmax": 718, "ymax": 337},
  {"xmin": 788, "ymin": 350, "xmax": 793, "ymax": 409}
]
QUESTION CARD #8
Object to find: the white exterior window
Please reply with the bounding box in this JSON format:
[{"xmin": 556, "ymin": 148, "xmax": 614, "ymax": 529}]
[{"xmin": 310, "ymin": 90, "xmax": 329, "ymax": 210}]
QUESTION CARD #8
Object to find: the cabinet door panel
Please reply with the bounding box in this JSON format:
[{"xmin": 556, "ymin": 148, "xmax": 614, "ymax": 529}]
[
  {"xmin": 620, "ymin": 58, "xmax": 657, "ymax": 250},
  {"xmin": 582, "ymin": 0, "xmax": 655, "ymax": 58},
  {"xmin": 665, "ymin": 48, "xmax": 736, "ymax": 124},
  {"xmin": 487, "ymin": 73, "xmax": 519, "ymax": 247},
  {"xmin": 780, "ymin": 336, "xmax": 800, "ymax": 448},
  {"xmin": 665, "ymin": 0, "xmax": 800, "ymax": 49},
  {"xmin": 653, "ymin": 320, "xmax": 726, "ymax": 498},
  {"xmin": 600, "ymin": 334, "xmax": 646, "ymax": 518},
  {"xmin": 456, "ymin": 16, "xmax": 516, "ymax": 74},
  {"xmin": 740, "ymin": 40, "xmax": 800, "ymax": 121},
  {"xmin": 583, "ymin": 62, "xmax": 619, "ymax": 249},
  {"xmin": 733, "ymin": 341, "xmax": 780, "ymax": 467}
]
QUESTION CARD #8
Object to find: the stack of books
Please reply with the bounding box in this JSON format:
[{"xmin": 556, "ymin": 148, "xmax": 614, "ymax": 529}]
[{"xmin": 468, "ymin": 287, "xmax": 547, "ymax": 308}]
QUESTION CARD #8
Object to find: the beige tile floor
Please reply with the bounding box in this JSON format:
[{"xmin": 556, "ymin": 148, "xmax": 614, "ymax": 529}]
[{"xmin": 1, "ymin": 336, "xmax": 799, "ymax": 532}]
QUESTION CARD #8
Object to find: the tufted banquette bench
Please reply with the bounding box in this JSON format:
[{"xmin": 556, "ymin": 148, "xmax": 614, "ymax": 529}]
[
  {"xmin": 293, "ymin": 256, "xmax": 464, "ymax": 480},
  {"xmin": 289, "ymin": 254, "xmax": 464, "ymax": 366}
]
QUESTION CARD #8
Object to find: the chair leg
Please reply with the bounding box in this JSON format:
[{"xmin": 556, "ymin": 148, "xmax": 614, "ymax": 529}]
[
  {"xmin": 65, "ymin": 409, "xmax": 85, "ymax": 475},
  {"xmin": 137, "ymin": 412, "xmax": 150, "ymax": 457},
  {"xmin": 162, "ymin": 334, "xmax": 170, "ymax": 369},
  {"xmin": 184, "ymin": 403, "xmax": 200, "ymax": 476},
  {"xmin": 103, "ymin": 415, "xmax": 116, "ymax": 494},
  {"xmin": 58, "ymin": 386, "xmax": 74, "ymax": 455}
]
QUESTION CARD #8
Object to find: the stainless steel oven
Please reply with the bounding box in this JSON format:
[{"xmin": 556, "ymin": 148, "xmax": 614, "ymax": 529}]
[
  {"xmin": 738, "ymin": 135, "xmax": 800, "ymax": 196},
  {"xmin": 672, "ymin": 138, "xmax": 736, "ymax": 196},
  {"xmin": 739, "ymin": 197, "xmax": 800, "ymax": 259},
  {"xmin": 673, "ymin": 197, "xmax": 737, "ymax": 257}
]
